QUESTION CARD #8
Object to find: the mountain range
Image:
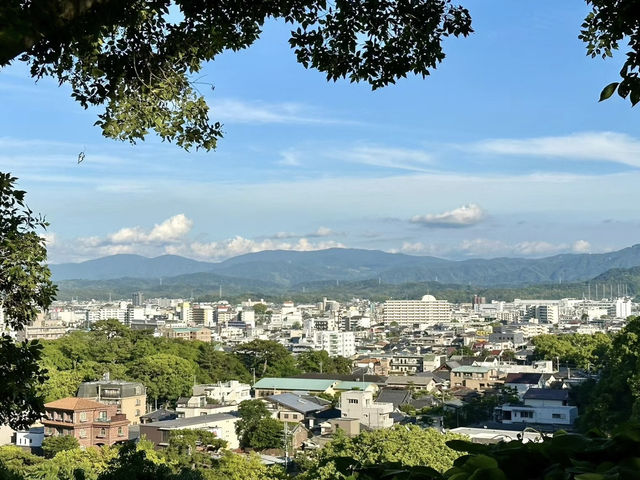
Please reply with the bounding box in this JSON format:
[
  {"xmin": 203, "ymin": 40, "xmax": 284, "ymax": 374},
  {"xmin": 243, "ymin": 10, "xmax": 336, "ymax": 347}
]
[{"xmin": 50, "ymin": 244, "xmax": 640, "ymax": 287}]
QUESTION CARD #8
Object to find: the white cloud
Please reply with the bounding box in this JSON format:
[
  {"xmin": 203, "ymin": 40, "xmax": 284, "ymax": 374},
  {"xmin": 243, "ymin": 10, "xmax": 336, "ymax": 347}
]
[
  {"xmin": 269, "ymin": 226, "xmax": 334, "ymax": 239},
  {"xmin": 411, "ymin": 204, "xmax": 486, "ymax": 228},
  {"xmin": 277, "ymin": 150, "xmax": 302, "ymax": 167},
  {"xmin": 167, "ymin": 236, "xmax": 345, "ymax": 261},
  {"xmin": 214, "ymin": 99, "xmax": 355, "ymax": 125},
  {"xmin": 341, "ymin": 146, "xmax": 433, "ymax": 172},
  {"xmin": 572, "ymin": 240, "xmax": 591, "ymax": 253},
  {"xmin": 107, "ymin": 214, "xmax": 193, "ymax": 244},
  {"xmin": 472, "ymin": 132, "xmax": 640, "ymax": 167}
]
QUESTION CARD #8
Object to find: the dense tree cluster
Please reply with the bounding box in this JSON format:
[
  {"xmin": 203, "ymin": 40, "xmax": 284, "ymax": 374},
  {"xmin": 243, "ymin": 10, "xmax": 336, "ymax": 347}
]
[
  {"xmin": 531, "ymin": 332, "xmax": 612, "ymax": 370},
  {"xmin": 37, "ymin": 320, "xmax": 352, "ymax": 405}
]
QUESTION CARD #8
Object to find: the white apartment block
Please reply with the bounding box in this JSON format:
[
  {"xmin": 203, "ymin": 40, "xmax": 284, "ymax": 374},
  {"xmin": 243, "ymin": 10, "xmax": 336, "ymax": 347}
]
[
  {"xmin": 382, "ymin": 295, "xmax": 452, "ymax": 327},
  {"xmin": 192, "ymin": 305, "xmax": 215, "ymax": 326},
  {"xmin": 193, "ymin": 381, "xmax": 251, "ymax": 404},
  {"xmin": 313, "ymin": 331, "xmax": 356, "ymax": 357},
  {"xmin": 339, "ymin": 390, "xmax": 393, "ymax": 429}
]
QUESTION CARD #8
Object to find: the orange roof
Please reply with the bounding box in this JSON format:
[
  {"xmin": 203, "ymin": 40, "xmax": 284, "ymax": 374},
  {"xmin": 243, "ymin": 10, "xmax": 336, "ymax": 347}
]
[{"xmin": 45, "ymin": 397, "xmax": 107, "ymax": 410}]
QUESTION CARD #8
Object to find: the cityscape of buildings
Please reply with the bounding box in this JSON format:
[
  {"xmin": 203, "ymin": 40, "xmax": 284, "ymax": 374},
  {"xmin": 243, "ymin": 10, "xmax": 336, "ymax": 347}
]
[{"xmin": 1, "ymin": 286, "xmax": 635, "ymax": 461}]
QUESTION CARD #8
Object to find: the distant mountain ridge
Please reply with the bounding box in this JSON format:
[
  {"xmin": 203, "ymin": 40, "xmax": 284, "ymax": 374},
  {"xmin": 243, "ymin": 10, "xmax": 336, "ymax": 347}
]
[{"xmin": 50, "ymin": 245, "xmax": 640, "ymax": 287}]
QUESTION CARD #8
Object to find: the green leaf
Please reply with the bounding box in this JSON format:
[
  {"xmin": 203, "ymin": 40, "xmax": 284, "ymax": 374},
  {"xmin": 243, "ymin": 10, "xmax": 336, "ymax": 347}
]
[{"xmin": 599, "ymin": 82, "xmax": 619, "ymax": 101}]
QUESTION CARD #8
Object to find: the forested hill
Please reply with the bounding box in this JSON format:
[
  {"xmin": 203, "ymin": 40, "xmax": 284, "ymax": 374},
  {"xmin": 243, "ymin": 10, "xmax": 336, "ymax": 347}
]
[{"xmin": 50, "ymin": 244, "xmax": 640, "ymax": 287}]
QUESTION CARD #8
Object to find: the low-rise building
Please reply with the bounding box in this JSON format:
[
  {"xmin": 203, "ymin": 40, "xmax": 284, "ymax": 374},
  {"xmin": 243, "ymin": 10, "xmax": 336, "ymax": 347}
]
[
  {"xmin": 451, "ymin": 366, "xmax": 503, "ymax": 391},
  {"xmin": 192, "ymin": 381, "xmax": 251, "ymax": 405},
  {"xmin": 497, "ymin": 389, "xmax": 578, "ymax": 426},
  {"xmin": 338, "ymin": 390, "xmax": 393, "ymax": 429},
  {"xmin": 77, "ymin": 377, "xmax": 146, "ymax": 425},
  {"xmin": 42, "ymin": 397, "xmax": 130, "ymax": 447},
  {"xmin": 139, "ymin": 413, "xmax": 240, "ymax": 449}
]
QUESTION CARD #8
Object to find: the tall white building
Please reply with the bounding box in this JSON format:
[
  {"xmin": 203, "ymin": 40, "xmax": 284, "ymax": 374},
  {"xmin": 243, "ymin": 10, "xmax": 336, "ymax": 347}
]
[
  {"xmin": 614, "ymin": 298, "xmax": 632, "ymax": 319},
  {"xmin": 382, "ymin": 295, "xmax": 452, "ymax": 327},
  {"xmin": 313, "ymin": 331, "xmax": 356, "ymax": 357},
  {"xmin": 192, "ymin": 305, "xmax": 215, "ymax": 326}
]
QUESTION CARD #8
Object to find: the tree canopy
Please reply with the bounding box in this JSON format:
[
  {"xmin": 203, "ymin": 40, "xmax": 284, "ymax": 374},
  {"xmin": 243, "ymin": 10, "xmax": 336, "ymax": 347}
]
[
  {"xmin": 0, "ymin": 173, "xmax": 56, "ymax": 429},
  {"xmin": 0, "ymin": 0, "xmax": 472, "ymax": 150}
]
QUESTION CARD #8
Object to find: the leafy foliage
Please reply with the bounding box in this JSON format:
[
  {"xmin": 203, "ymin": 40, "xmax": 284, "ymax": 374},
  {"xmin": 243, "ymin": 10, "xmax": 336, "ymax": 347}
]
[
  {"xmin": 296, "ymin": 350, "xmax": 352, "ymax": 375},
  {"xmin": 581, "ymin": 0, "xmax": 640, "ymax": 106},
  {"xmin": 0, "ymin": 173, "xmax": 56, "ymax": 429},
  {"xmin": 0, "ymin": 0, "xmax": 472, "ymax": 150},
  {"xmin": 579, "ymin": 316, "xmax": 640, "ymax": 432},
  {"xmin": 233, "ymin": 340, "xmax": 299, "ymax": 378},
  {"xmin": 299, "ymin": 426, "xmax": 466, "ymax": 480},
  {"xmin": 126, "ymin": 353, "xmax": 196, "ymax": 404},
  {"xmin": 42, "ymin": 435, "xmax": 80, "ymax": 459},
  {"xmin": 532, "ymin": 332, "xmax": 612, "ymax": 370}
]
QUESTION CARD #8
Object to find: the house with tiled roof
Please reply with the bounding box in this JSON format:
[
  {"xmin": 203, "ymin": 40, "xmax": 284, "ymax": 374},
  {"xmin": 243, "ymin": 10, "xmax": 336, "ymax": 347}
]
[{"xmin": 42, "ymin": 397, "xmax": 130, "ymax": 447}]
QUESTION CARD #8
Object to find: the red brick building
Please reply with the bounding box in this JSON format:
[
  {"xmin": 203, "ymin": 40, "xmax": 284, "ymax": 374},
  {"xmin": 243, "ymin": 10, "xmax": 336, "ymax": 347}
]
[{"xmin": 42, "ymin": 397, "xmax": 130, "ymax": 447}]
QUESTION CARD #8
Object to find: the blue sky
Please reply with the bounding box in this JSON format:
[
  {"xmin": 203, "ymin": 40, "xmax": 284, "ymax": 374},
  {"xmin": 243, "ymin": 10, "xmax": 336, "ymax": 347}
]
[{"xmin": 2, "ymin": 0, "xmax": 640, "ymax": 263}]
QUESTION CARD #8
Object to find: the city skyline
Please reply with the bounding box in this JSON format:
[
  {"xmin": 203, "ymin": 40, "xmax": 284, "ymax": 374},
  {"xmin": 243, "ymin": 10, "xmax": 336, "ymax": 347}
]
[{"xmin": 2, "ymin": 1, "xmax": 640, "ymax": 263}]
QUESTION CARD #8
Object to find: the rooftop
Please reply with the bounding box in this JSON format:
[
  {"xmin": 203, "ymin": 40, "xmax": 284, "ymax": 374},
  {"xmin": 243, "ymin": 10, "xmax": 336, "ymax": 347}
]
[
  {"xmin": 266, "ymin": 393, "xmax": 329, "ymax": 413},
  {"xmin": 523, "ymin": 388, "xmax": 570, "ymax": 402},
  {"xmin": 452, "ymin": 366, "xmax": 490, "ymax": 374},
  {"xmin": 45, "ymin": 397, "xmax": 107, "ymax": 410},
  {"xmin": 253, "ymin": 377, "xmax": 336, "ymax": 391},
  {"xmin": 143, "ymin": 412, "xmax": 237, "ymax": 429}
]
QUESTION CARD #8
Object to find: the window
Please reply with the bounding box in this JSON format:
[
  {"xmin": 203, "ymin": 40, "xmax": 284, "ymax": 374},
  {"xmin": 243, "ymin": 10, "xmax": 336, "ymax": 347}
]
[
  {"xmin": 348, "ymin": 399, "xmax": 359, "ymax": 404},
  {"xmin": 136, "ymin": 399, "xmax": 141, "ymax": 406},
  {"xmin": 79, "ymin": 412, "xmax": 87, "ymax": 422},
  {"xmin": 79, "ymin": 429, "xmax": 87, "ymax": 438},
  {"xmin": 283, "ymin": 413, "xmax": 289, "ymax": 419},
  {"xmin": 517, "ymin": 411, "xmax": 533, "ymax": 418},
  {"xmin": 136, "ymin": 409, "xmax": 141, "ymax": 416},
  {"xmin": 552, "ymin": 413, "xmax": 566, "ymax": 419},
  {"xmin": 99, "ymin": 411, "xmax": 108, "ymax": 421},
  {"xmin": 99, "ymin": 428, "xmax": 106, "ymax": 437},
  {"xmin": 118, "ymin": 427, "xmax": 124, "ymax": 436}
]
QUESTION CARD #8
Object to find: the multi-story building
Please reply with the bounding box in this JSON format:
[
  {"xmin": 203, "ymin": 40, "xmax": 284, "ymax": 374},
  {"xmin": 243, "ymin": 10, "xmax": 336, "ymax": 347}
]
[
  {"xmin": 313, "ymin": 331, "xmax": 356, "ymax": 357},
  {"xmin": 42, "ymin": 397, "xmax": 130, "ymax": 447},
  {"xmin": 338, "ymin": 390, "xmax": 393, "ymax": 429},
  {"xmin": 192, "ymin": 305, "xmax": 215, "ymax": 327},
  {"xmin": 192, "ymin": 381, "xmax": 251, "ymax": 405},
  {"xmin": 132, "ymin": 292, "xmax": 143, "ymax": 306},
  {"xmin": 451, "ymin": 366, "xmax": 503, "ymax": 391},
  {"xmin": 160, "ymin": 326, "xmax": 212, "ymax": 342},
  {"xmin": 497, "ymin": 389, "xmax": 578, "ymax": 426},
  {"xmin": 77, "ymin": 377, "xmax": 147, "ymax": 424},
  {"xmin": 140, "ymin": 413, "xmax": 240, "ymax": 449},
  {"xmin": 15, "ymin": 318, "xmax": 66, "ymax": 341},
  {"xmin": 382, "ymin": 295, "xmax": 452, "ymax": 327}
]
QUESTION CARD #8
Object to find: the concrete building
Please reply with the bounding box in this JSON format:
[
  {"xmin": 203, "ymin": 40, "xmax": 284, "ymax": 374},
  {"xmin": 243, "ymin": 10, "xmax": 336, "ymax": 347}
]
[
  {"xmin": 498, "ymin": 389, "xmax": 578, "ymax": 426},
  {"xmin": 192, "ymin": 305, "xmax": 215, "ymax": 327},
  {"xmin": 77, "ymin": 377, "xmax": 147, "ymax": 425},
  {"xmin": 451, "ymin": 366, "xmax": 503, "ymax": 391},
  {"xmin": 42, "ymin": 397, "xmax": 130, "ymax": 447},
  {"xmin": 132, "ymin": 292, "xmax": 143, "ymax": 307},
  {"xmin": 313, "ymin": 330, "xmax": 356, "ymax": 357},
  {"xmin": 160, "ymin": 326, "xmax": 212, "ymax": 342},
  {"xmin": 192, "ymin": 381, "xmax": 251, "ymax": 405},
  {"xmin": 338, "ymin": 390, "xmax": 393, "ymax": 429},
  {"xmin": 140, "ymin": 413, "xmax": 240, "ymax": 449},
  {"xmin": 382, "ymin": 295, "xmax": 452, "ymax": 327}
]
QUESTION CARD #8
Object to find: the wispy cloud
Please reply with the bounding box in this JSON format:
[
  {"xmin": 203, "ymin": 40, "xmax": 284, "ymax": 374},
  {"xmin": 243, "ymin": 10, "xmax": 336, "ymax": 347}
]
[
  {"xmin": 214, "ymin": 98, "xmax": 357, "ymax": 126},
  {"xmin": 411, "ymin": 204, "xmax": 486, "ymax": 228},
  {"xmin": 471, "ymin": 132, "xmax": 640, "ymax": 167},
  {"xmin": 341, "ymin": 145, "xmax": 434, "ymax": 172},
  {"xmin": 398, "ymin": 238, "xmax": 593, "ymax": 258},
  {"xmin": 269, "ymin": 226, "xmax": 335, "ymax": 239}
]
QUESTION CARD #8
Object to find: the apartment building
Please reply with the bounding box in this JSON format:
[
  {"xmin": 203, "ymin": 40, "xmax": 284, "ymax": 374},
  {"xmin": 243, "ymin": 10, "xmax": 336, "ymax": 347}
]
[
  {"xmin": 42, "ymin": 397, "xmax": 130, "ymax": 447},
  {"xmin": 77, "ymin": 377, "xmax": 147, "ymax": 424},
  {"xmin": 382, "ymin": 295, "xmax": 452, "ymax": 327},
  {"xmin": 451, "ymin": 366, "xmax": 503, "ymax": 391},
  {"xmin": 338, "ymin": 390, "xmax": 393, "ymax": 429}
]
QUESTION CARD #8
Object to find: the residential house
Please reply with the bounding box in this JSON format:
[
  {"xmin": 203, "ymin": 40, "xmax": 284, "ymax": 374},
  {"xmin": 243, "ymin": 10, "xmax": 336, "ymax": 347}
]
[
  {"xmin": 451, "ymin": 366, "xmax": 503, "ymax": 392},
  {"xmin": 192, "ymin": 381, "xmax": 251, "ymax": 404},
  {"xmin": 42, "ymin": 397, "xmax": 130, "ymax": 447},
  {"xmin": 504, "ymin": 373, "xmax": 556, "ymax": 398},
  {"xmin": 140, "ymin": 413, "xmax": 240, "ymax": 449},
  {"xmin": 175, "ymin": 396, "xmax": 238, "ymax": 418},
  {"xmin": 385, "ymin": 374, "xmax": 437, "ymax": 392},
  {"xmin": 497, "ymin": 388, "xmax": 578, "ymax": 426},
  {"xmin": 338, "ymin": 390, "xmax": 393, "ymax": 429},
  {"xmin": 77, "ymin": 377, "xmax": 147, "ymax": 424},
  {"xmin": 264, "ymin": 393, "xmax": 330, "ymax": 429}
]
